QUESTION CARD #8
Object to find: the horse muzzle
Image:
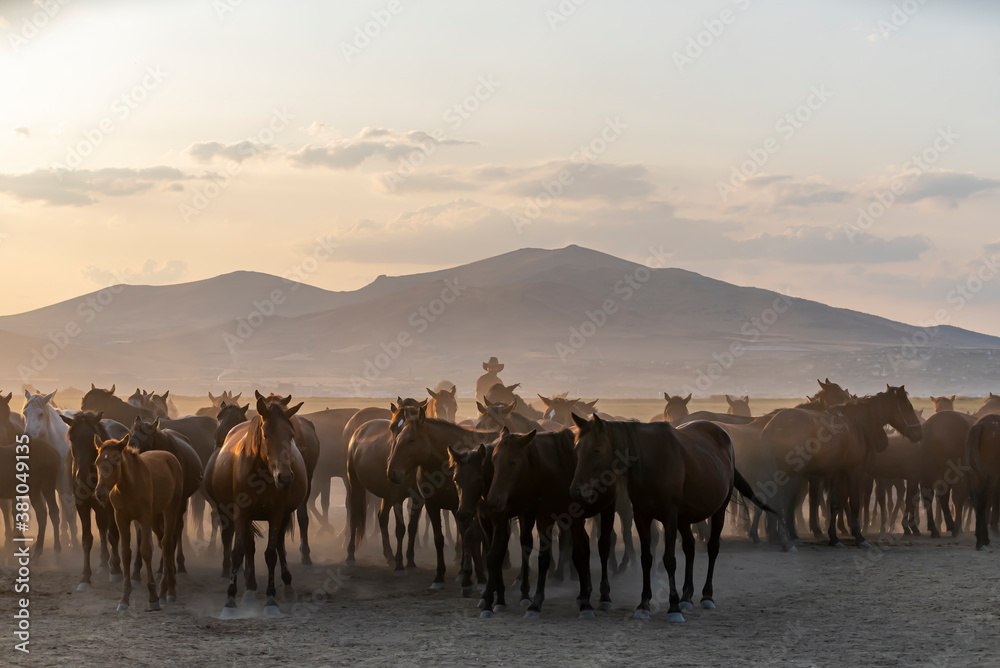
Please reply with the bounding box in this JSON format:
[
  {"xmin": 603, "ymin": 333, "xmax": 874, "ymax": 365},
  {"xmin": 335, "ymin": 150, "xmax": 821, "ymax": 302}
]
[
  {"xmin": 273, "ymin": 471, "xmax": 294, "ymax": 490},
  {"xmin": 905, "ymin": 424, "xmax": 924, "ymax": 443},
  {"xmin": 386, "ymin": 469, "xmax": 404, "ymax": 485},
  {"xmin": 486, "ymin": 493, "xmax": 507, "ymax": 513}
]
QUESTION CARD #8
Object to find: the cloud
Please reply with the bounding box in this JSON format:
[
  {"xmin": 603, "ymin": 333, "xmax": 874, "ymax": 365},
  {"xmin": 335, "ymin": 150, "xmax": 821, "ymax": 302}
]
[
  {"xmin": 730, "ymin": 226, "xmax": 932, "ymax": 264},
  {"xmin": 289, "ymin": 127, "xmax": 477, "ymax": 170},
  {"xmin": 732, "ymin": 174, "xmax": 851, "ymax": 212},
  {"xmin": 899, "ymin": 171, "xmax": 1000, "ymax": 207},
  {"xmin": 12, "ymin": 126, "xmax": 29, "ymax": 140},
  {"xmin": 82, "ymin": 259, "xmax": 187, "ymax": 286},
  {"xmin": 0, "ymin": 166, "xmax": 191, "ymax": 206},
  {"xmin": 185, "ymin": 140, "xmax": 275, "ymax": 164}
]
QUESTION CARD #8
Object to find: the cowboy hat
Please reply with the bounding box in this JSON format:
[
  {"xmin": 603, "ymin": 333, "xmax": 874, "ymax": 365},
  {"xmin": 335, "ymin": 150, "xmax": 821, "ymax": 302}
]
[{"xmin": 483, "ymin": 356, "xmax": 504, "ymax": 373}]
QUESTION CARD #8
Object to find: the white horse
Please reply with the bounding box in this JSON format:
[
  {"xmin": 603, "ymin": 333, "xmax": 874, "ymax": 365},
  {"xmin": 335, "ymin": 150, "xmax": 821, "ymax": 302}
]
[{"xmin": 22, "ymin": 391, "xmax": 77, "ymax": 546}]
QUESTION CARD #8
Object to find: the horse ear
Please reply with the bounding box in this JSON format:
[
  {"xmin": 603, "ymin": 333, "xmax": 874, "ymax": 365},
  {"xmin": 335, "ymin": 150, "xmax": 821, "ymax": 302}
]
[
  {"xmin": 571, "ymin": 413, "xmax": 589, "ymax": 431},
  {"xmin": 110, "ymin": 384, "xmax": 115, "ymax": 394},
  {"xmin": 240, "ymin": 404, "xmax": 249, "ymax": 416},
  {"xmin": 664, "ymin": 392, "xmax": 670, "ymax": 401},
  {"xmin": 60, "ymin": 414, "xmax": 73, "ymax": 426},
  {"xmin": 726, "ymin": 395, "xmax": 734, "ymax": 405},
  {"xmin": 397, "ymin": 396, "xmax": 404, "ymax": 406},
  {"xmin": 285, "ymin": 402, "xmax": 303, "ymax": 418},
  {"xmin": 477, "ymin": 443, "xmax": 486, "ymax": 460},
  {"xmin": 233, "ymin": 392, "xmax": 241, "ymax": 403},
  {"xmin": 538, "ymin": 395, "xmax": 551, "ymax": 406},
  {"xmin": 476, "ymin": 401, "xmax": 487, "ymax": 415},
  {"xmin": 95, "ymin": 411, "xmax": 104, "ymax": 422},
  {"xmin": 256, "ymin": 395, "xmax": 269, "ymax": 417},
  {"xmin": 208, "ymin": 391, "xmax": 216, "ymax": 402},
  {"xmin": 507, "ymin": 384, "xmax": 520, "ymax": 392},
  {"xmin": 502, "ymin": 402, "xmax": 515, "ymax": 416},
  {"xmin": 950, "ymin": 395, "xmax": 956, "ymax": 402},
  {"xmin": 255, "ymin": 390, "xmax": 265, "ymax": 402},
  {"xmin": 682, "ymin": 394, "xmax": 692, "ymax": 404},
  {"xmin": 500, "ymin": 426, "xmax": 510, "ymax": 438},
  {"xmin": 153, "ymin": 417, "xmax": 160, "ymax": 430},
  {"xmin": 120, "ymin": 433, "xmax": 130, "ymax": 448},
  {"xmin": 518, "ymin": 430, "xmax": 537, "ymax": 447},
  {"xmin": 417, "ymin": 405, "xmax": 427, "ymax": 423},
  {"xmin": 91, "ymin": 383, "xmax": 96, "ymax": 390},
  {"xmin": 447, "ymin": 444, "xmax": 462, "ymax": 463},
  {"xmin": 484, "ymin": 396, "xmax": 495, "ymax": 408},
  {"xmin": 3, "ymin": 392, "xmax": 10, "ymax": 403},
  {"xmin": 592, "ymin": 413, "xmax": 606, "ymax": 432},
  {"xmin": 448, "ymin": 386, "xmax": 456, "ymax": 396},
  {"xmin": 281, "ymin": 395, "xmax": 292, "ymax": 406},
  {"xmin": 23, "ymin": 389, "xmax": 30, "ymax": 399},
  {"xmin": 162, "ymin": 390, "xmax": 169, "ymax": 400},
  {"xmin": 426, "ymin": 388, "xmax": 436, "ymax": 399},
  {"xmin": 743, "ymin": 396, "xmax": 749, "ymax": 403},
  {"xmin": 132, "ymin": 415, "xmax": 141, "ymax": 428},
  {"xmin": 418, "ymin": 399, "xmax": 428, "ymax": 409},
  {"xmin": 93, "ymin": 435, "xmax": 103, "ymax": 449}
]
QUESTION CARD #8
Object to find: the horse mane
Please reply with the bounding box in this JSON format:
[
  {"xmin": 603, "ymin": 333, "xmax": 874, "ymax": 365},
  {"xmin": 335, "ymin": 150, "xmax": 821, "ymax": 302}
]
[
  {"xmin": 832, "ymin": 393, "xmax": 891, "ymax": 452},
  {"xmin": 599, "ymin": 420, "xmax": 648, "ymax": 488}
]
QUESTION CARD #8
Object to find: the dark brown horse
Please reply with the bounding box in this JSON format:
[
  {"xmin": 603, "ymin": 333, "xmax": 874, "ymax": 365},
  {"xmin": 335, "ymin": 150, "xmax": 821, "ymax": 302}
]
[
  {"xmin": 206, "ymin": 394, "xmax": 308, "ymax": 617},
  {"xmin": 649, "ymin": 392, "xmax": 692, "ymax": 423},
  {"xmin": 303, "ymin": 407, "xmax": 360, "ymax": 532},
  {"xmin": 915, "ymin": 410, "xmax": 976, "ymax": 537},
  {"xmin": 484, "ymin": 383, "xmax": 545, "ymax": 421},
  {"xmin": 95, "ymin": 434, "xmax": 184, "ymax": 612},
  {"xmin": 571, "ymin": 415, "xmax": 769, "ymax": 621},
  {"xmin": 0, "ymin": 435, "xmax": 61, "ymax": 557},
  {"xmin": 427, "ymin": 385, "xmax": 458, "ymax": 423},
  {"xmin": 474, "ymin": 398, "xmax": 543, "ymax": 433},
  {"xmin": 726, "ymin": 395, "xmax": 752, "ymax": 417},
  {"xmin": 762, "ymin": 386, "xmax": 922, "ymax": 549},
  {"xmin": 61, "ymin": 411, "xmax": 129, "ymax": 589},
  {"xmin": 967, "ymin": 415, "xmax": 1000, "ymax": 550},
  {"xmin": 345, "ymin": 400, "xmax": 425, "ymax": 573},
  {"xmin": 386, "ymin": 408, "xmax": 495, "ymax": 592}
]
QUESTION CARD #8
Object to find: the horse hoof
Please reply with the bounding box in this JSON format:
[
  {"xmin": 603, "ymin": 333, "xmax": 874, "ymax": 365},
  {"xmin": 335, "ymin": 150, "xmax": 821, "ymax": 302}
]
[
  {"xmin": 494, "ymin": 604, "xmax": 507, "ymax": 613},
  {"xmin": 633, "ymin": 609, "xmax": 650, "ymax": 620},
  {"xmin": 477, "ymin": 598, "xmax": 487, "ymax": 610},
  {"xmin": 520, "ymin": 599, "xmax": 531, "ymax": 608},
  {"xmin": 148, "ymin": 601, "xmax": 161, "ymax": 612},
  {"xmin": 668, "ymin": 612, "xmax": 686, "ymax": 623},
  {"xmin": 166, "ymin": 595, "xmax": 176, "ymax": 603},
  {"xmin": 428, "ymin": 582, "xmax": 444, "ymax": 591},
  {"xmin": 859, "ymin": 541, "xmax": 873, "ymax": 549},
  {"xmin": 461, "ymin": 586, "xmax": 473, "ymax": 598},
  {"xmin": 578, "ymin": 610, "xmax": 595, "ymax": 620},
  {"xmin": 77, "ymin": 582, "xmax": 91, "ymax": 592},
  {"xmin": 523, "ymin": 610, "xmax": 541, "ymax": 620},
  {"xmin": 702, "ymin": 600, "xmax": 716, "ymax": 610},
  {"xmin": 263, "ymin": 605, "xmax": 281, "ymax": 617},
  {"xmin": 158, "ymin": 598, "xmax": 167, "ymax": 607},
  {"xmin": 220, "ymin": 606, "xmax": 239, "ymax": 619},
  {"xmin": 116, "ymin": 604, "xmax": 129, "ymax": 612},
  {"xmin": 978, "ymin": 545, "xmax": 990, "ymax": 552},
  {"xmin": 480, "ymin": 610, "xmax": 494, "ymax": 619},
  {"xmin": 242, "ymin": 591, "xmax": 256, "ymax": 604},
  {"xmin": 679, "ymin": 601, "xmax": 694, "ymax": 612},
  {"xmin": 109, "ymin": 574, "xmax": 123, "ymax": 583},
  {"xmin": 599, "ymin": 601, "xmax": 613, "ymax": 611},
  {"xmin": 394, "ymin": 569, "xmax": 407, "ymax": 578}
]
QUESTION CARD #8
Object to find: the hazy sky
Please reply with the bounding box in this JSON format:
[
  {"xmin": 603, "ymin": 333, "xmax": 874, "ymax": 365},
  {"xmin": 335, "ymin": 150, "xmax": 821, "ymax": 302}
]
[{"xmin": 2, "ymin": 0, "xmax": 999, "ymax": 334}]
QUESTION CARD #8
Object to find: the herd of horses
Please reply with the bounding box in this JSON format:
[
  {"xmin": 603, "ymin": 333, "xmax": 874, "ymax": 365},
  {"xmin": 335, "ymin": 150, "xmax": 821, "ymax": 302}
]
[{"xmin": 4, "ymin": 361, "xmax": 1000, "ymax": 623}]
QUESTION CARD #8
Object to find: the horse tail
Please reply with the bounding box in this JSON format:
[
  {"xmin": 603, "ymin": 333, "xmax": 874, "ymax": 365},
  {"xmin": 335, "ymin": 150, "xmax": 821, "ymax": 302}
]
[
  {"xmin": 347, "ymin": 456, "xmax": 367, "ymax": 548},
  {"xmin": 251, "ymin": 522, "xmax": 263, "ymax": 539},
  {"xmin": 734, "ymin": 468, "xmax": 776, "ymax": 514},
  {"xmin": 967, "ymin": 420, "xmax": 987, "ymax": 476}
]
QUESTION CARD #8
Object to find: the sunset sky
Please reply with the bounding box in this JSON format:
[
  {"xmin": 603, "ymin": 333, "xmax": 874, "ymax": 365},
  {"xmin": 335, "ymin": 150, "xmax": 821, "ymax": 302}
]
[{"xmin": 2, "ymin": 0, "xmax": 999, "ymax": 334}]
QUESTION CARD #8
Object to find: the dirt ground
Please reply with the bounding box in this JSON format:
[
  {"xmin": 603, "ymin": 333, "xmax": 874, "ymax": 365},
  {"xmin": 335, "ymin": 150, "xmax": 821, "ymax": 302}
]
[{"xmin": 1, "ymin": 491, "xmax": 998, "ymax": 668}]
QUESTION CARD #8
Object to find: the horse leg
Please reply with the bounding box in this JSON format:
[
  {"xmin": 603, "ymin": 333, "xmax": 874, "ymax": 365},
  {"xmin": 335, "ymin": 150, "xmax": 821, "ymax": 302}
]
[
  {"xmin": 276, "ymin": 513, "xmax": 295, "ymax": 601},
  {"xmin": 827, "ymin": 477, "xmax": 843, "ymax": 547},
  {"xmin": 263, "ymin": 517, "xmax": 282, "ymax": 613},
  {"xmin": 107, "ymin": 510, "xmax": 122, "ymax": 580},
  {"xmin": 749, "ymin": 503, "xmax": 762, "ymax": 545},
  {"xmin": 131, "ymin": 521, "xmax": 143, "ymax": 581},
  {"xmin": 377, "ymin": 499, "xmax": 393, "ymax": 565},
  {"xmin": 480, "ymin": 517, "xmax": 508, "ymax": 616},
  {"xmin": 224, "ymin": 518, "xmax": 248, "ymax": 614},
  {"xmin": 458, "ymin": 518, "xmax": 479, "ymax": 597},
  {"xmin": 633, "ymin": 510, "xmax": 654, "ymax": 619},
  {"xmin": 941, "ymin": 488, "xmax": 957, "ymax": 536},
  {"xmin": 139, "ymin": 521, "xmax": 159, "ymax": 611},
  {"xmin": 116, "ymin": 514, "xmax": 133, "ymax": 611},
  {"xmin": 618, "ymin": 499, "xmax": 635, "ymax": 573},
  {"xmin": 190, "ymin": 492, "xmax": 205, "ymax": 543},
  {"xmin": 392, "ymin": 501, "xmax": 406, "ymax": 574},
  {"xmin": 701, "ymin": 502, "xmax": 727, "ymax": 610},
  {"xmin": 525, "ymin": 517, "xmax": 554, "ymax": 618},
  {"xmin": 571, "ymin": 519, "xmax": 594, "ymax": 618},
  {"xmin": 77, "ymin": 504, "xmax": 95, "ymax": 589},
  {"xmin": 220, "ymin": 508, "xmax": 235, "ymax": 579},
  {"xmin": 29, "ymin": 488, "xmax": 47, "ymax": 558},
  {"xmin": 518, "ymin": 515, "xmax": 534, "ymax": 606},
  {"xmin": 160, "ymin": 509, "xmax": 178, "ymax": 603},
  {"xmin": 974, "ymin": 485, "xmax": 990, "ymax": 550},
  {"xmin": 597, "ymin": 504, "xmax": 613, "ymax": 610},
  {"xmin": 405, "ymin": 494, "xmax": 421, "ymax": 569},
  {"xmin": 175, "ymin": 507, "xmax": 187, "ymax": 574},
  {"xmin": 921, "ymin": 481, "xmax": 940, "ymax": 537},
  {"xmin": 660, "ymin": 508, "xmax": 683, "ymax": 622},
  {"xmin": 848, "ymin": 475, "xmax": 870, "ymax": 548},
  {"xmin": 428, "ymin": 504, "xmax": 447, "ymax": 589},
  {"xmin": 297, "ymin": 493, "xmax": 312, "ymax": 565},
  {"xmin": 244, "ymin": 521, "xmax": 258, "ymax": 597},
  {"xmin": 677, "ymin": 523, "xmax": 696, "ymax": 612}
]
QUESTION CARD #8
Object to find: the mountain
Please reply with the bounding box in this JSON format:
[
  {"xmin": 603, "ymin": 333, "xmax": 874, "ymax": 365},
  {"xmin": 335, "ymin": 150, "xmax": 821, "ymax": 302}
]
[{"xmin": 2, "ymin": 246, "xmax": 998, "ymax": 397}]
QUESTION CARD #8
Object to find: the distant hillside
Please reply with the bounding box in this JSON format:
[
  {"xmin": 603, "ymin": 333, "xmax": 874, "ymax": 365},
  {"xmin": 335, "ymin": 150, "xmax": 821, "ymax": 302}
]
[{"xmin": 2, "ymin": 245, "xmax": 998, "ymax": 398}]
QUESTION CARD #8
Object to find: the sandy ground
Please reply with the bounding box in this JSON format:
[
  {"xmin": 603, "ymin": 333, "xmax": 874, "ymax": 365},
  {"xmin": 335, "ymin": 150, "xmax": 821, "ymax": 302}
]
[{"xmin": 1, "ymin": 489, "xmax": 998, "ymax": 668}]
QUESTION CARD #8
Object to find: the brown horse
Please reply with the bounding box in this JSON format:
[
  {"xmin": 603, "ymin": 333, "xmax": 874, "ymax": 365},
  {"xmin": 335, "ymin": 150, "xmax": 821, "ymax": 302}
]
[
  {"xmin": 914, "ymin": 410, "xmax": 976, "ymax": 537},
  {"xmin": 345, "ymin": 400, "xmax": 425, "ymax": 572},
  {"xmin": 571, "ymin": 415, "xmax": 769, "ymax": 621},
  {"xmin": 484, "ymin": 383, "xmax": 546, "ymax": 421},
  {"xmin": 483, "ymin": 426, "xmax": 617, "ymax": 619},
  {"xmin": 196, "ymin": 390, "xmax": 242, "ymax": 417},
  {"xmin": 726, "ymin": 395, "xmax": 752, "ymax": 417},
  {"xmin": 931, "ymin": 395, "xmax": 957, "ymax": 413},
  {"xmin": 206, "ymin": 394, "xmax": 308, "ymax": 617},
  {"xmin": 386, "ymin": 408, "xmax": 496, "ymax": 591},
  {"xmin": 95, "ymin": 434, "xmax": 184, "ymax": 612},
  {"xmin": 61, "ymin": 411, "xmax": 129, "ymax": 589},
  {"xmin": 130, "ymin": 417, "xmax": 204, "ymax": 575},
  {"xmin": 304, "ymin": 406, "xmax": 360, "ymax": 532},
  {"xmin": 0, "ymin": 435, "xmax": 61, "ymax": 557},
  {"xmin": 427, "ymin": 385, "xmax": 458, "ymax": 423},
  {"xmin": 975, "ymin": 393, "xmax": 1000, "ymax": 418},
  {"xmin": 204, "ymin": 402, "xmax": 251, "ymax": 554},
  {"xmin": 649, "ymin": 393, "xmax": 692, "ymax": 423},
  {"xmin": 475, "ymin": 398, "xmax": 544, "ymax": 433},
  {"xmin": 762, "ymin": 386, "xmax": 922, "ymax": 549},
  {"xmin": 967, "ymin": 415, "xmax": 1000, "ymax": 550}
]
